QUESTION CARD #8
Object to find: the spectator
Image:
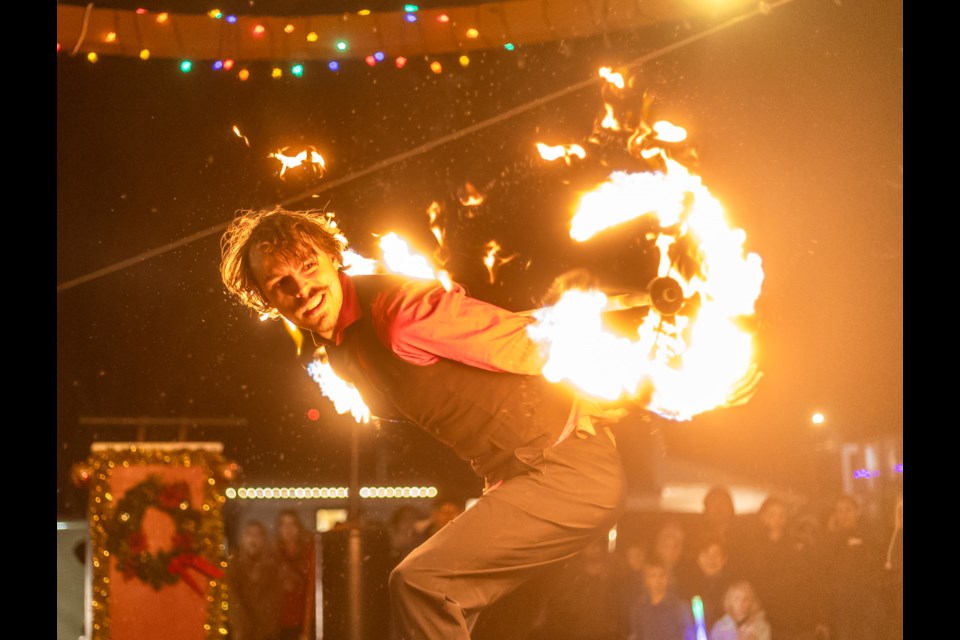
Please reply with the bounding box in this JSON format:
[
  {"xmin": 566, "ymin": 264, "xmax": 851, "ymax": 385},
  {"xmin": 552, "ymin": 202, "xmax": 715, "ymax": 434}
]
[
  {"xmin": 228, "ymin": 520, "xmax": 280, "ymax": 640},
  {"xmin": 709, "ymin": 580, "xmax": 771, "ymax": 640},
  {"xmin": 676, "ymin": 535, "xmax": 734, "ymax": 633},
  {"xmin": 740, "ymin": 496, "xmax": 827, "ymax": 640},
  {"xmin": 628, "ymin": 553, "xmax": 696, "ymax": 640},
  {"xmin": 652, "ymin": 519, "xmax": 686, "ymax": 595},
  {"xmin": 820, "ymin": 494, "xmax": 884, "ymax": 640},
  {"xmin": 275, "ymin": 509, "xmax": 316, "ymax": 640}
]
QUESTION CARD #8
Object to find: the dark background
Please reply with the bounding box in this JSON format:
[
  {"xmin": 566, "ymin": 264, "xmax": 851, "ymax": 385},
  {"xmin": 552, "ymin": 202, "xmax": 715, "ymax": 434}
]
[{"xmin": 57, "ymin": 0, "xmax": 902, "ymax": 519}]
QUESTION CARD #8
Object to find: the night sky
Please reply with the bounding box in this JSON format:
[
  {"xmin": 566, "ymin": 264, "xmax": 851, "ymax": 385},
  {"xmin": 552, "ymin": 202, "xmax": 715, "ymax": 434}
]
[{"xmin": 57, "ymin": 0, "xmax": 902, "ymax": 519}]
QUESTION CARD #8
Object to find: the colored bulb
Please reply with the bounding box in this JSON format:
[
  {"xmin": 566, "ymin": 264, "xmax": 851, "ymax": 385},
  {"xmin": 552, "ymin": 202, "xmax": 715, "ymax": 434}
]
[
  {"xmin": 404, "ymin": 4, "xmax": 419, "ymax": 11},
  {"xmin": 437, "ymin": 14, "xmax": 450, "ymax": 23},
  {"xmin": 504, "ymin": 42, "xmax": 515, "ymax": 51},
  {"xmin": 180, "ymin": 60, "xmax": 193, "ymax": 72},
  {"xmin": 271, "ymin": 67, "xmax": 282, "ymax": 78},
  {"xmin": 284, "ymin": 24, "xmax": 295, "ymax": 34},
  {"xmin": 430, "ymin": 61, "xmax": 442, "ymax": 73},
  {"xmin": 459, "ymin": 55, "xmax": 470, "ymax": 67},
  {"xmin": 156, "ymin": 12, "xmax": 169, "ymax": 23},
  {"xmin": 213, "ymin": 60, "xmax": 224, "ymax": 70},
  {"xmin": 328, "ymin": 61, "xmax": 339, "ymax": 71},
  {"xmin": 466, "ymin": 28, "xmax": 479, "ymax": 38},
  {"xmin": 292, "ymin": 64, "xmax": 304, "ymax": 76},
  {"xmin": 374, "ymin": 51, "xmax": 385, "ymax": 61},
  {"xmin": 105, "ymin": 32, "xmax": 117, "ymax": 43},
  {"xmin": 139, "ymin": 48, "xmax": 150, "ymax": 60},
  {"xmin": 238, "ymin": 68, "xmax": 250, "ymax": 80},
  {"xmin": 86, "ymin": 52, "xmax": 99, "ymax": 63},
  {"xmin": 365, "ymin": 55, "xmax": 376, "ymax": 66},
  {"xmin": 223, "ymin": 59, "xmax": 235, "ymax": 70},
  {"xmin": 225, "ymin": 15, "xmax": 237, "ymax": 23},
  {"xmin": 253, "ymin": 24, "xmax": 266, "ymax": 36},
  {"xmin": 307, "ymin": 32, "xmax": 319, "ymax": 42},
  {"xmin": 336, "ymin": 40, "xmax": 348, "ymax": 51},
  {"xmin": 395, "ymin": 56, "xmax": 407, "ymax": 68},
  {"xmin": 405, "ymin": 13, "xmax": 417, "ymax": 22}
]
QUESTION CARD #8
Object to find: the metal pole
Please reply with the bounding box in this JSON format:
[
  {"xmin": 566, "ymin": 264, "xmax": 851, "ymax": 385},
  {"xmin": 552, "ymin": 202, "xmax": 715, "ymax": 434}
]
[{"xmin": 347, "ymin": 425, "xmax": 363, "ymax": 640}]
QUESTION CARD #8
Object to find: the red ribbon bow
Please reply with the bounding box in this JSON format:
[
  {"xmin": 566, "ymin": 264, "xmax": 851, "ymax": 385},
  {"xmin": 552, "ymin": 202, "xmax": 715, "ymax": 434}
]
[{"xmin": 167, "ymin": 553, "xmax": 225, "ymax": 597}]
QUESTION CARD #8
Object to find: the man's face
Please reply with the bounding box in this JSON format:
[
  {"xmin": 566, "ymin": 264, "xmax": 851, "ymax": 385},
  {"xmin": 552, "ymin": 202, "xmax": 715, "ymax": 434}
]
[{"xmin": 249, "ymin": 244, "xmax": 343, "ymax": 339}]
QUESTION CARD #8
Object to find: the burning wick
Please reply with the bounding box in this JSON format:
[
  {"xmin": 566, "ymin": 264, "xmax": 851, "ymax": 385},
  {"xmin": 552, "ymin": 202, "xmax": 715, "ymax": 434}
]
[
  {"xmin": 270, "ymin": 146, "xmax": 326, "ymax": 178},
  {"xmin": 536, "ymin": 143, "xmax": 587, "ymax": 164},
  {"xmin": 459, "ymin": 181, "xmax": 485, "ymax": 207},
  {"xmin": 482, "ymin": 240, "xmax": 518, "ymax": 284},
  {"xmin": 232, "ymin": 125, "xmax": 250, "ymax": 147}
]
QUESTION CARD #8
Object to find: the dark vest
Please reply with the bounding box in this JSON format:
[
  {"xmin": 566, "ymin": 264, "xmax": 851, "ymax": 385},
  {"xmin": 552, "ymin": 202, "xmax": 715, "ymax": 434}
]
[{"xmin": 324, "ymin": 275, "xmax": 574, "ymax": 482}]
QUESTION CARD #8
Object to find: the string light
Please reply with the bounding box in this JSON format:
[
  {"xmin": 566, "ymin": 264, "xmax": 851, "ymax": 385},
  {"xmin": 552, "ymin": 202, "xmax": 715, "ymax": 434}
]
[
  {"xmin": 504, "ymin": 43, "xmax": 515, "ymax": 51},
  {"xmin": 336, "ymin": 40, "xmax": 348, "ymax": 51},
  {"xmin": 207, "ymin": 9, "xmax": 222, "ymax": 19},
  {"xmin": 404, "ymin": 4, "xmax": 419, "ymax": 11},
  {"xmin": 405, "ymin": 13, "xmax": 417, "ymax": 22},
  {"xmin": 87, "ymin": 52, "xmax": 99, "ymax": 63},
  {"xmin": 284, "ymin": 24, "xmax": 295, "ymax": 34},
  {"xmin": 291, "ymin": 63, "xmax": 304, "ymax": 77},
  {"xmin": 466, "ymin": 28, "xmax": 479, "ymax": 39},
  {"xmin": 358, "ymin": 9, "xmax": 371, "ymax": 15},
  {"xmin": 227, "ymin": 485, "xmax": 439, "ymax": 499},
  {"xmin": 365, "ymin": 55, "xmax": 376, "ymax": 66},
  {"xmin": 459, "ymin": 55, "xmax": 470, "ymax": 67},
  {"xmin": 212, "ymin": 60, "xmax": 224, "ymax": 71},
  {"xmin": 156, "ymin": 12, "xmax": 168, "ymax": 23},
  {"xmin": 139, "ymin": 49, "xmax": 150, "ymax": 60},
  {"xmin": 430, "ymin": 61, "xmax": 442, "ymax": 73},
  {"xmin": 222, "ymin": 59, "xmax": 234, "ymax": 70},
  {"xmin": 271, "ymin": 67, "xmax": 282, "ymax": 78},
  {"xmin": 238, "ymin": 68, "xmax": 250, "ymax": 80},
  {"xmin": 395, "ymin": 56, "xmax": 407, "ymax": 68},
  {"xmin": 225, "ymin": 15, "xmax": 237, "ymax": 23},
  {"xmin": 180, "ymin": 60, "xmax": 193, "ymax": 73},
  {"xmin": 328, "ymin": 61, "xmax": 340, "ymax": 71},
  {"xmin": 135, "ymin": 7, "xmax": 147, "ymax": 14},
  {"xmin": 374, "ymin": 51, "xmax": 385, "ymax": 62},
  {"xmin": 307, "ymin": 31, "xmax": 319, "ymax": 42},
  {"xmin": 105, "ymin": 32, "xmax": 117, "ymax": 43},
  {"xmin": 437, "ymin": 14, "xmax": 450, "ymax": 23},
  {"xmin": 253, "ymin": 24, "xmax": 266, "ymax": 36}
]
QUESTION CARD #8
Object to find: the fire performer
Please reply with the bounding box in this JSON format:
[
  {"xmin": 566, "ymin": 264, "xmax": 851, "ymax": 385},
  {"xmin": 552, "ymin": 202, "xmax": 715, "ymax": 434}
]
[{"xmin": 220, "ymin": 207, "xmax": 628, "ymax": 639}]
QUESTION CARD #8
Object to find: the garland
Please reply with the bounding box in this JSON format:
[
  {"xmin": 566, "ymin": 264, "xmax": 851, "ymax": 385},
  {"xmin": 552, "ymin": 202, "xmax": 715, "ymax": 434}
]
[{"xmin": 104, "ymin": 474, "xmax": 224, "ymax": 594}]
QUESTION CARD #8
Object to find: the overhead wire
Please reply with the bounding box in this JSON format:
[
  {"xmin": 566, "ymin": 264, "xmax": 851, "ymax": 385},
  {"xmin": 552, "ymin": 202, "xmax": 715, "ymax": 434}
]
[{"xmin": 56, "ymin": 0, "xmax": 792, "ymax": 293}]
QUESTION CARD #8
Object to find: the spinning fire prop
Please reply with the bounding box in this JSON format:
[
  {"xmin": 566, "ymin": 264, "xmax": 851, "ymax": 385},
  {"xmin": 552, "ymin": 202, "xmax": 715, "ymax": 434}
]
[{"xmin": 294, "ymin": 67, "xmax": 763, "ymax": 424}]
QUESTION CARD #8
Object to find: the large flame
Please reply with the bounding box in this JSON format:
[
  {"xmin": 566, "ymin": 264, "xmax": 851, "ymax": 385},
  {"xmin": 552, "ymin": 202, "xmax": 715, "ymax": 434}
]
[
  {"xmin": 306, "ymin": 349, "xmax": 371, "ymax": 424},
  {"xmin": 530, "ymin": 77, "xmax": 763, "ymax": 420}
]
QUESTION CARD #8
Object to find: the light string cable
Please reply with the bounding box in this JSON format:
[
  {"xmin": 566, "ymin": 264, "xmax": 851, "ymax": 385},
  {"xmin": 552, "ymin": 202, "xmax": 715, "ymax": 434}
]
[{"xmin": 56, "ymin": 0, "xmax": 794, "ymax": 294}]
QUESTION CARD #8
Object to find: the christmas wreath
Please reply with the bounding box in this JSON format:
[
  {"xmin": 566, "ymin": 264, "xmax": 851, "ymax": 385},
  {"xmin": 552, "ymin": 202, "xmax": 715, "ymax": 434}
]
[{"xmin": 104, "ymin": 475, "xmax": 223, "ymax": 595}]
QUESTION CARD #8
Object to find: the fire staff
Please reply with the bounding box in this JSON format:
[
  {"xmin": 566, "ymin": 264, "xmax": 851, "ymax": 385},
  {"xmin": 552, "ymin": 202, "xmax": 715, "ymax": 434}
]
[{"xmin": 220, "ymin": 208, "xmax": 627, "ymax": 640}]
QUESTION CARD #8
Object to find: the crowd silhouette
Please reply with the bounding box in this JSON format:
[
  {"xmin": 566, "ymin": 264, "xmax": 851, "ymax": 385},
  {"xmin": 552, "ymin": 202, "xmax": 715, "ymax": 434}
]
[{"xmin": 226, "ymin": 486, "xmax": 902, "ymax": 640}]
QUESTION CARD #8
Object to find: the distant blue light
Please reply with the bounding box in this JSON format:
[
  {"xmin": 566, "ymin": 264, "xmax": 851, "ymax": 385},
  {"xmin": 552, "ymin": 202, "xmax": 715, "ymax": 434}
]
[
  {"xmin": 894, "ymin": 463, "xmax": 903, "ymax": 473},
  {"xmin": 405, "ymin": 13, "xmax": 417, "ymax": 22},
  {"xmin": 328, "ymin": 61, "xmax": 340, "ymax": 72},
  {"xmin": 226, "ymin": 14, "xmax": 237, "ymax": 23},
  {"xmin": 212, "ymin": 60, "xmax": 224, "ymax": 70},
  {"xmin": 374, "ymin": 51, "xmax": 385, "ymax": 62}
]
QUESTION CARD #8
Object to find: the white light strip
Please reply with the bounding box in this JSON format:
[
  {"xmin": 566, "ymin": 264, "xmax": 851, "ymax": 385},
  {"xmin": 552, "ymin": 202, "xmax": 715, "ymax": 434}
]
[{"xmin": 226, "ymin": 486, "xmax": 439, "ymax": 500}]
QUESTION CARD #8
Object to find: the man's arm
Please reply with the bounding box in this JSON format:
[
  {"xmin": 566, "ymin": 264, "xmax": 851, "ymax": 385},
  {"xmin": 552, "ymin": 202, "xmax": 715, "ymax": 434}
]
[{"xmin": 370, "ymin": 278, "xmax": 547, "ymax": 375}]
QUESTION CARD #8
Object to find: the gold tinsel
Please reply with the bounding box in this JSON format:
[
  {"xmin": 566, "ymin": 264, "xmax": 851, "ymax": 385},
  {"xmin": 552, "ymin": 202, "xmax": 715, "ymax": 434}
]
[{"xmin": 86, "ymin": 446, "xmax": 230, "ymax": 640}]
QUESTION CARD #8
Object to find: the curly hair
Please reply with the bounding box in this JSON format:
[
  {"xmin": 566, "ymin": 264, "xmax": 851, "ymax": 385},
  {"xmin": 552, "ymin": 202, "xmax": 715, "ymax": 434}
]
[{"xmin": 220, "ymin": 208, "xmax": 346, "ymax": 318}]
